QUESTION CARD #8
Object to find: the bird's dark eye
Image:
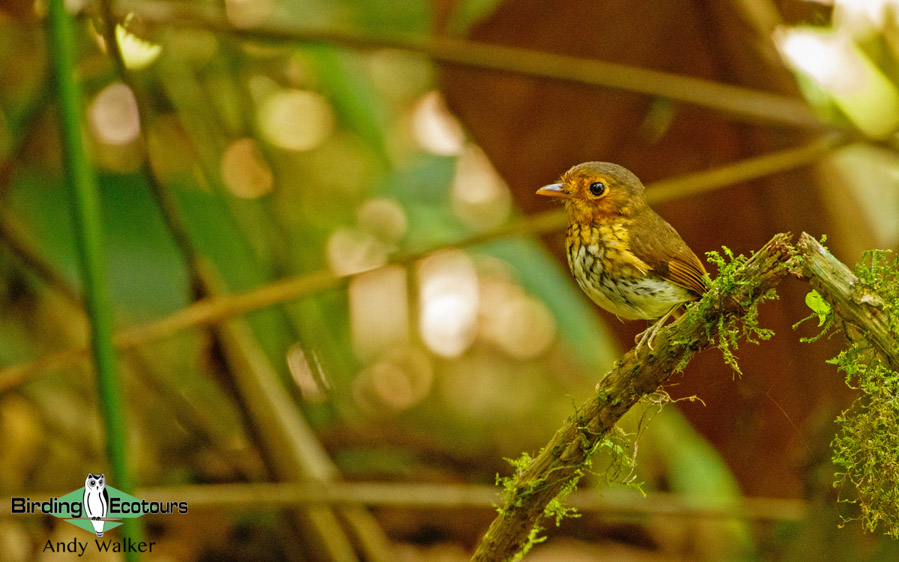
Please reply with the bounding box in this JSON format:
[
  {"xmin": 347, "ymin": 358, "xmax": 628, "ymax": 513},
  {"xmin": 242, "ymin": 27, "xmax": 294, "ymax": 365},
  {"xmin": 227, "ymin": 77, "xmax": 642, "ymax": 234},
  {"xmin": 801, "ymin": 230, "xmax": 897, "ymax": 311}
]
[{"xmin": 589, "ymin": 182, "xmax": 606, "ymax": 197}]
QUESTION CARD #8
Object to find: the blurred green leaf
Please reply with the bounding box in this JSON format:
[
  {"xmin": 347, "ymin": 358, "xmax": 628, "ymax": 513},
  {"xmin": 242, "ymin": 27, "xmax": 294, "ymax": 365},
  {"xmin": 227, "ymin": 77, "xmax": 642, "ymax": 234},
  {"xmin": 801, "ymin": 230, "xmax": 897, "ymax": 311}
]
[{"xmin": 306, "ymin": 46, "xmax": 392, "ymax": 169}]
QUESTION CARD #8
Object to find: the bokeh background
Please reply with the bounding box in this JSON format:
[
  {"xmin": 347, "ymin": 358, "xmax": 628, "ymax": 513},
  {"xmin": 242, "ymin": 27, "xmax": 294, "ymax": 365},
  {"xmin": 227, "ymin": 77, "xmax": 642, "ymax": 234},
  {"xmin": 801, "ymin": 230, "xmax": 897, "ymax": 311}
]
[{"xmin": 2, "ymin": 0, "xmax": 899, "ymax": 559}]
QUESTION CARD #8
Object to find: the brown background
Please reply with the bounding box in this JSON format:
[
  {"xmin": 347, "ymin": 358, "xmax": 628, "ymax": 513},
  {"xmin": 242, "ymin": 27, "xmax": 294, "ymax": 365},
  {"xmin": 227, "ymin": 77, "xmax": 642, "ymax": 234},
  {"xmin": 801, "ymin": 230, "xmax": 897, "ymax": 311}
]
[{"xmin": 436, "ymin": 0, "xmax": 857, "ymax": 499}]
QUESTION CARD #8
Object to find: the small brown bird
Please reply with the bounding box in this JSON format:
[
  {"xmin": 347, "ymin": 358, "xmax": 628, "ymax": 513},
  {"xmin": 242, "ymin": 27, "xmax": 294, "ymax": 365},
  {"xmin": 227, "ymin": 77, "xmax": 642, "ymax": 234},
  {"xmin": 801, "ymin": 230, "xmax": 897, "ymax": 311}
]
[{"xmin": 537, "ymin": 162, "xmax": 708, "ymax": 348}]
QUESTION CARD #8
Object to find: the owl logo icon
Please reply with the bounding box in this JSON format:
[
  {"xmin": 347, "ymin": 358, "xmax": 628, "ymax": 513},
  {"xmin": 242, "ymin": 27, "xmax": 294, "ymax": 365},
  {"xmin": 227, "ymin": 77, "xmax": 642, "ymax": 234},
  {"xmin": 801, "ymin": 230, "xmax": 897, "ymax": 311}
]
[{"xmin": 82, "ymin": 473, "xmax": 109, "ymax": 537}]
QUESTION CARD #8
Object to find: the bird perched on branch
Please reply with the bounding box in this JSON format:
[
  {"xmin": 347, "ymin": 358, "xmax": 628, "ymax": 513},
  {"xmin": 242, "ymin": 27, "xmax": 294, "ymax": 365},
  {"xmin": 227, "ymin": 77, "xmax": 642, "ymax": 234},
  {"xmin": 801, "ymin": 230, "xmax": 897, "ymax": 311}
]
[{"xmin": 537, "ymin": 162, "xmax": 708, "ymax": 348}]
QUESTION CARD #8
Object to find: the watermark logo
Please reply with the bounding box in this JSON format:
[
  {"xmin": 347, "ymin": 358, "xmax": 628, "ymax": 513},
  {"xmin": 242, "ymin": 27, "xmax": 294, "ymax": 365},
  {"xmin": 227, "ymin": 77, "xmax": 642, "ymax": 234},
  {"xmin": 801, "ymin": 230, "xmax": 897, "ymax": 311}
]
[{"xmin": 10, "ymin": 473, "xmax": 188, "ymax": 555}]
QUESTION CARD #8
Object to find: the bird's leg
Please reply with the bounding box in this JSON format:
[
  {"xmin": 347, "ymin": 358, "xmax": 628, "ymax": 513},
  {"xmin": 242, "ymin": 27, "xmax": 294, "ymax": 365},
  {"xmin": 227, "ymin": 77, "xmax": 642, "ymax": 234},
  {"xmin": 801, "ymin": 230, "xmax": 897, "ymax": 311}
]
[{"xmin": 634, "ymin": 304, "xmax": 680, "ymax": 351}]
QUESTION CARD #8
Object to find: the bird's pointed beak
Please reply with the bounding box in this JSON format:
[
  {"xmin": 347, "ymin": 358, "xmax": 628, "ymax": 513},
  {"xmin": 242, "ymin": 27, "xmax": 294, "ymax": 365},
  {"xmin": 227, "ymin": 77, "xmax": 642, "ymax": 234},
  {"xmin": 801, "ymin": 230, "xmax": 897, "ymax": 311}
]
[{"xmin": 536, "ymin": 183, "xmax": 570, "ymax": 198}]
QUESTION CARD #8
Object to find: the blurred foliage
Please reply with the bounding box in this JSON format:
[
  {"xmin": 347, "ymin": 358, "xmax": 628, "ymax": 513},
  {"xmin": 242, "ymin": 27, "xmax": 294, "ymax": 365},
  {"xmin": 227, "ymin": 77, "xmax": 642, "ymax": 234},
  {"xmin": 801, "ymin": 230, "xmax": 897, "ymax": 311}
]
[
  {"xmin": 1, "ymin": 0, "xmax": 899, "ymax": 559},
  {"xmin": 0, "ymin": 0, "xmax": 640, "ymax": 558},
  {"xmin": 775, "ymin": 2, "xmax": 899, "ymax": 138}
]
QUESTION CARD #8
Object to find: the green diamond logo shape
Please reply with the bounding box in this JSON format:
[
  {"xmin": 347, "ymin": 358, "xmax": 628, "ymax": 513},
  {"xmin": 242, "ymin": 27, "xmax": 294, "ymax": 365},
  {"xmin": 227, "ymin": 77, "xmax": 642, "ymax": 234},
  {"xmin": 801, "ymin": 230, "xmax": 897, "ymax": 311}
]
[{"xmin": 51, "ymin": 485, "xmax": 145, "ymax": 536}]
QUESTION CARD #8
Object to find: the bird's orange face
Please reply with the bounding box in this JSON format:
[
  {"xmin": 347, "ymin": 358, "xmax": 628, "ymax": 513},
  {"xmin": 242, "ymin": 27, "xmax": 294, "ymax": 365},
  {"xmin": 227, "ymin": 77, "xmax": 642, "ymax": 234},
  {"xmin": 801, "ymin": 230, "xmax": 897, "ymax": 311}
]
[{"xmin": 537, "ymin": 162, "xmax": 647, "ymax": 225}]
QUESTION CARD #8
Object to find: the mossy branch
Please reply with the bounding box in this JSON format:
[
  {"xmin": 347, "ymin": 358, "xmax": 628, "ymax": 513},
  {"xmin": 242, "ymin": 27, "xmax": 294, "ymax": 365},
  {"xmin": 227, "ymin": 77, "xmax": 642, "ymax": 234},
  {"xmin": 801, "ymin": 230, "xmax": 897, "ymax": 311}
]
[
  {"xmin": 796, "ymin": 233, "xmax": 899, "ymax": 536},
  {"xmin": 796, "ymin": 233, "xmax": 898, "ymax": 369},
  {"xmin": 474, "ymin": 232, "xmax": 899, "ymax": 559},
  {"xmin": 471, "ymin": 233, "xmax": 796, "ymax": 561}
]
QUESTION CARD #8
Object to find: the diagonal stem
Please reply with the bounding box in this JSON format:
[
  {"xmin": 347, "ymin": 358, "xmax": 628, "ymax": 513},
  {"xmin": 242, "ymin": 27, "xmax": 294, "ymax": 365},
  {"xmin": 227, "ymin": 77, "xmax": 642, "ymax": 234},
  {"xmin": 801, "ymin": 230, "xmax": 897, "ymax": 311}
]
[
  {"xmin": 0, "ymin": 137, "xmax": 846, "ymax": 390},
  {"xmin": 116, "ymin": 0, "xmax": 823, "ymax": 129}
]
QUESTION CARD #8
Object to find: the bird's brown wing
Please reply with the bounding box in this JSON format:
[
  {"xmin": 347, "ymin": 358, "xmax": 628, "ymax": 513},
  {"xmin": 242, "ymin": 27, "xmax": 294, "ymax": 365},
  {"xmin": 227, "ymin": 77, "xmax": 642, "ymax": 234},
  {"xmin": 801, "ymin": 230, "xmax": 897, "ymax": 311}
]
[
  {"xmin": 628, "ymin": 210, "xmax": 708, "ymax": 296},
  {"xmin": 665, "ymin": 253, "xmax": 708, "ymax": 295}
]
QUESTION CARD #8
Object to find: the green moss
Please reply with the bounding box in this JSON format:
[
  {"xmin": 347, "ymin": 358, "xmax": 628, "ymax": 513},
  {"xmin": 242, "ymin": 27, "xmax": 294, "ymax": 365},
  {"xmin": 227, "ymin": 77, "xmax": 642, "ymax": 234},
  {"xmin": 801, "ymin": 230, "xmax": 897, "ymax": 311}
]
[
  {"xmin": 495, "ymin": 415, "xmax": 647, "ymax": 557},
  {"xmin": 494, "ymin": 448, "xmax": 579, "ymax": 557},
  {"xmin": 593, "ymin": 426, "xmax": 635, "ymax": 486},
  {"xmin": 704, "ymin": 246, "xmax": 778, "ymax": 376},
  {"xmin": 705, "ymin": 246, "xmax": 741, "ymax": 290},
  {"xmin": 514, "ymin": 524, "xmax": 546, "ymax": 561},
  {"xmin": 825, "ymin": 249, "xmax": 899, "ymax": 537},
  {"xmin": 496, "ymin": 452, "xmax": 536, "ymax": 511},
  {"xmin": 544, "ymin": 476, "xmax": 582, "ymax": 527},
  {"xmin": 796, "ymin": 248, "xmax": 899, "ymax": 536}
]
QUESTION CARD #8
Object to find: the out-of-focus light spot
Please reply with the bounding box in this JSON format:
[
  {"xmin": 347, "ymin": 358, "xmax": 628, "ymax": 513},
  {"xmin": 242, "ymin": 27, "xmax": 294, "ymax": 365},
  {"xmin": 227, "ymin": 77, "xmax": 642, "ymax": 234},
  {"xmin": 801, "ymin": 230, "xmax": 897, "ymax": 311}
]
[
  {"xmin": 225, "ymin": 0, "xmax": 273, "ymax": 28},
  {"xmin": 220, "ymin": 138, "xmax": 274, "ymax": 199},
  {"xmin": 89, "ymin": 82, "xmax": 140, "ymax": 145},
  {"xmin": 286, "ymin": 344, "xmax": 329, "ymax": 403},
  {"xmin": 259, "ymin": 89, "xmax": 335, "ymax": 151},
  {"xmin": 370, "ymin": 351, "xmax": 432, "ymax": 410},
  {"xmin": 451, "ymin": 146, "xmax": 512, "ymax": 229},
  {"xmin": 774, "ymin": 27, "xmax": 865, "ymax": 93},
  {"xmin": 358, "ymin": 198, "xmax": 408, "ymax": 243},
  {"xmin": 352, "ymin": 348, "xmax": 433, "ymax": 415},
  {"xmin": 115, "ymin": 24, "xmax": 162, "ymax": 70},
  {"xmin": 479, "ymin": 274, "xmax": 557, "ymax": 359},
  {"xmin": 418, "ymin": 251, "xmax": 478, "ymax": 358},
  {"xmin": 835, "ymin": 0, "xmax": 899, "ymax": 35},
  {"xmin": 350, "ymin": 266, "xmax": 409, "ymax": 360},
  {"xmin": 327, "ymin": 228, "xmax": 389, "ymax": 276},
  {"xmin": 35, "ymin": 0, "xmax": 86, "ymax": 17},
  {"xmin": 774, "ymin": 28, "xmax": 864, "ymax": 93},
  {"xmin": 65, "ymin": 0, "xmax": 86, "ymax": 13},
  {"xmin": 493, "ymin": 296, "xmax": 556, "ymax": 359},
  {"xmin": 412, "ymin": 91, "xmax": 465, "ymax": 156},
  {"xmin": 774, "ymin": 26, "xmax": 899, "ymax": 137}
]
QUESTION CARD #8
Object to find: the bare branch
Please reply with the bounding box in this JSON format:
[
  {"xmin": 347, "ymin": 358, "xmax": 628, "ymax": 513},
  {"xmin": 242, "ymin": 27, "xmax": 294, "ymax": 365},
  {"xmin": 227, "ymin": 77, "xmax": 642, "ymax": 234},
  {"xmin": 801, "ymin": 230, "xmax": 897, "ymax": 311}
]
[
  {"xmin": 127, "ymin": 482, "xmax": 808, "ymax": 521},
  {"xmin": 117, "ymin": 0, "xmax": 822, "ymax": 128}
]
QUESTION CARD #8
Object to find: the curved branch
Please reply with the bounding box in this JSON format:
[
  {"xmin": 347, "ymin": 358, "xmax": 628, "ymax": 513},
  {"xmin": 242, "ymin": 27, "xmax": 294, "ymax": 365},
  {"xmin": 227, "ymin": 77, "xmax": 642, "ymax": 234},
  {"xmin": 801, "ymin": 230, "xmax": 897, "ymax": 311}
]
[{"xmin": 471, "ymin": 233, "xmax": 796, "ymax": 561}]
